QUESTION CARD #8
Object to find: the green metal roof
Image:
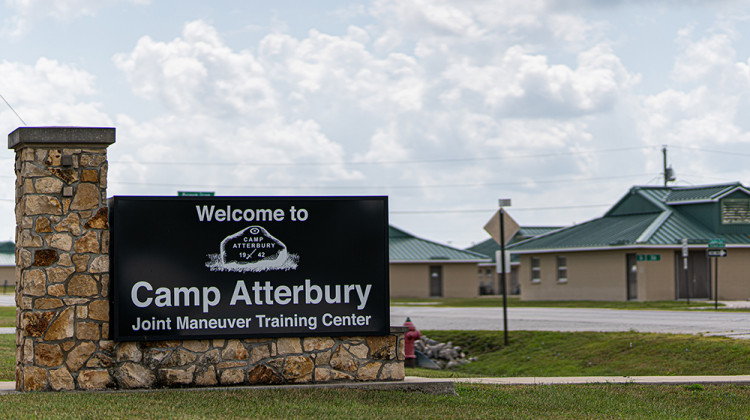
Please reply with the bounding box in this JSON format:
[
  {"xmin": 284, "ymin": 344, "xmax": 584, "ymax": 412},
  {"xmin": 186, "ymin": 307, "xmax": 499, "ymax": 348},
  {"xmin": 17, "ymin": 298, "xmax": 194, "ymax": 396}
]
[
  {"xmin": 0, "ymin": 242, "xmax": 13, "ymax": 266},
  {"xmin": 467, "ymin": 227, "xmax": 563, "ymax": 262},
  {"xmin": 511, "ymin": 183, "xmax": 750, "ymax": 252},
  {"xmin": 665, "ymin": 183, "xmax": 746, "ymax": 203},
  {"xmin": 389, "ymin": 226, "xmax": 490, "ymax": 262}
]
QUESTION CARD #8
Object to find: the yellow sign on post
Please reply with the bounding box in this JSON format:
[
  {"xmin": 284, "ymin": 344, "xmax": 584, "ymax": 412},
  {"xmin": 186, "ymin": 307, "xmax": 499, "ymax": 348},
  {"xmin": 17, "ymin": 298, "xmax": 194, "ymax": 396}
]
[{"xmin": 484, "ymin": 209, "xmax": 520, "ymax": 245}]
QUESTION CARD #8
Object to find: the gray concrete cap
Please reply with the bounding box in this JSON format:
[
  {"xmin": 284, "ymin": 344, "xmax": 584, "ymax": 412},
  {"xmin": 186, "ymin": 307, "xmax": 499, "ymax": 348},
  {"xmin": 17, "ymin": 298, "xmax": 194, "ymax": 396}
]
[{"xmin": 8, "ymin": 126, "xmax": 115, "ymax": 149}]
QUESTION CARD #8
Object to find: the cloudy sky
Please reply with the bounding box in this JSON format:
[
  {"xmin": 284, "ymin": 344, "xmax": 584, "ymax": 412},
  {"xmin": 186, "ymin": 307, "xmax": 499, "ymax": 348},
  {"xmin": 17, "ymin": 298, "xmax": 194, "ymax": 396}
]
[{"xmin": 2, "ymin": 0, "xmax": 750, "ymax": 248}]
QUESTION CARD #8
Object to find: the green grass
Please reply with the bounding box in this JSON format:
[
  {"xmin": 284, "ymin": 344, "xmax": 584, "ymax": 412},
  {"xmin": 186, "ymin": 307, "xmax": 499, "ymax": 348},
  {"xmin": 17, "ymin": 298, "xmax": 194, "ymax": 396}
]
[
  {"xmin": 0, "ymin": 307, "xmax": 15, "ymax": 328},
  {"xmin": 0, "ymin": 334, "xmax": 12, "ymax": 382},
  {"xmin": 2, "ymin": 329, "xmax": 750, "ymax": 417},
  {"xmin": 411, "ymin": 330, "xmax": 750, "ymax": 378},
  {"xmin": 0, "ymin": 384, "xmax": 749, "ymax": 418},
  {"xmin": 391, "ymin": 296, "xmax": 739, "ymax": 310}
]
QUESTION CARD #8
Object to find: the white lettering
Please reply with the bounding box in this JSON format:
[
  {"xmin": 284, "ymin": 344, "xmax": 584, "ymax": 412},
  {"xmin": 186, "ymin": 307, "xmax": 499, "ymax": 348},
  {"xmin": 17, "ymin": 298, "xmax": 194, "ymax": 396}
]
[
  {"xmin": 195, "ymin": 205, "xmax": 215, "ymax": 221},
  {"xmin": 230, "ymin": 280, "xmax": 252, "ymax": 305},
  {"xmin": 356, "ymin": 284, "xmax": 372, "ymax": 310},
  {"xmin": 305, "ymin": 279, "xmax": 322, "ymax": 304},
  {"xmin": 203, "ymin": 287, "xmax": 220, "ymax": 313},
  {"xmin": 132, "ymin": 281, "xmax": 152, "ymax": 308}
]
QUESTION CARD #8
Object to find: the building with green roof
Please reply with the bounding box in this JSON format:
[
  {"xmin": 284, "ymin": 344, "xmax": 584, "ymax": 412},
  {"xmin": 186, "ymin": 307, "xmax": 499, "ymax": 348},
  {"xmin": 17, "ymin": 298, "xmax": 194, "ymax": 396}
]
[
  {"xmin": 467, "ymin": 227, "xmax": 562, "ymax": 295},
  {"xmin": 389, "ymin": 226, "xmax": 490, "ymax": 298},
  {"xmin": 0, "ymin": 241, "xmax": 14, "ymax": 290},
  {"xmin": 509, "ymin": 183, "xmax": 750, "ymax": 301}
]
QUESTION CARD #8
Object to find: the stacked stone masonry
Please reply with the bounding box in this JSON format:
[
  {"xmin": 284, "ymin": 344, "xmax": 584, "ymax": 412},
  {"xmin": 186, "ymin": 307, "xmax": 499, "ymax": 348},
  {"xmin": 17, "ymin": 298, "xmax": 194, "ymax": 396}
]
[{"xmin": 12, "ymin": 127, "xmax": 405, "ymax": 392}]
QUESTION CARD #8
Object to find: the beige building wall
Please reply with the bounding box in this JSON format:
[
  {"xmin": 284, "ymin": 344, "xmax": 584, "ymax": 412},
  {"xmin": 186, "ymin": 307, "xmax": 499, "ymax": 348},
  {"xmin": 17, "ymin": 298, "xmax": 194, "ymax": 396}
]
[
  {"xmin": 520, "ymin": 251, "xmax": 629, "ymax": 301},
  {"xmin": 390, "ymin": 262, "xmax": 479, "ymax": 298},
  {"xmin": 0, "ymin": 266, "xmax": 14, "ymax": 287},
  {"xmin": 709, "ymin": 248, "xmax": 750, "ymax": 300},
  {"xmin": 637, "ymin": 250, "xmax": 675, "ymax": 301}
]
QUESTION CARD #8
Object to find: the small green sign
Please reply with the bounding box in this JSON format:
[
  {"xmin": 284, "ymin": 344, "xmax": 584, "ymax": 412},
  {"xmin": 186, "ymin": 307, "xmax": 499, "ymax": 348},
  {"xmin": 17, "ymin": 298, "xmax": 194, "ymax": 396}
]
[
  {"xmin": 636, "ymin": 254, "xmax": 661, "ymax": 262},
  {"xmin": 708, "ymin": 239, "xmax": 725, "ymax": 249},
  {"xmin": 178, "ymin": 191, "xmax": 215, "ymax": 197}
]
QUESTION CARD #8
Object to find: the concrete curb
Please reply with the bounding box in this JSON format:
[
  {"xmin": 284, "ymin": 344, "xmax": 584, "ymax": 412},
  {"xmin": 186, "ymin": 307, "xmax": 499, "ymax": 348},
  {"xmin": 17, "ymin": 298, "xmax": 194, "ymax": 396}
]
[{"xmin": 445, "ymin": 375, "xmax": 750, "ymax": 385}]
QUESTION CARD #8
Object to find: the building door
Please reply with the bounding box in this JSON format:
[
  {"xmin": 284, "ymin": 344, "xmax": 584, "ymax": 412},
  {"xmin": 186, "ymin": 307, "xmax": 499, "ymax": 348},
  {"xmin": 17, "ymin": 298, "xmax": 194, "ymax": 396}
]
[
  {"xmin": 429, "ymin": 265, "xmax": 443, "ymax": 297},
  {"xmin": 626, "ymin": 253, "xmax": 638, "ymax": 300},
  {"xmin": 674, "ymin": 251, "xmax": 710, "ymax": 299}
]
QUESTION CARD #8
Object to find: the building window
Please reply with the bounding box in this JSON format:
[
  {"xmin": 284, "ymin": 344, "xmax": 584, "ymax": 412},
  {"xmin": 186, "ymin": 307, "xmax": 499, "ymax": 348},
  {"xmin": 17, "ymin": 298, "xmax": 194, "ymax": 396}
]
[
  {"xmin": 557, "ymin": 256, "xmax": 567, "ymax": 283},
  {"xmin": 531, "ymin": 257, "xmax": 541, "ymax": 283},
  {"xmin": 722, "ymin": 198, "xmax": 750, "ymax": 224}
]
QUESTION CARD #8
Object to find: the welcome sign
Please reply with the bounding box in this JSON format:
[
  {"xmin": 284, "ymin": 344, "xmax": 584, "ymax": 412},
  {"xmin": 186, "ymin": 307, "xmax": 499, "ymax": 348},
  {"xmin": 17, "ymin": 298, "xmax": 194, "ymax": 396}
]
[{"xmin": 109, "ymin": 196, "xmax": 389, "ymax": 341}]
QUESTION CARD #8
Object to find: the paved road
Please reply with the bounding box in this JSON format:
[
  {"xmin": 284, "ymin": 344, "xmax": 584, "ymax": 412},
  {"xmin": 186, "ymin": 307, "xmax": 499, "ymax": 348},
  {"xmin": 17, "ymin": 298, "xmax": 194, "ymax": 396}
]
[
  {"xmin": 3, "ymin": 294, "xmax": 750, "ymax": 338},
  {"xmin": 391, "ymin": 306, "xmax": 750, "ymax": 339}
]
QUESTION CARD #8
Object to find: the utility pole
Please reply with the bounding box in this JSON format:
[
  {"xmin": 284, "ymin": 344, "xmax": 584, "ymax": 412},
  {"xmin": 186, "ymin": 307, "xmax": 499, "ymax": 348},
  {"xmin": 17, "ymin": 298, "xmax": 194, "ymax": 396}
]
[{"xmin": 663, "ymin": 145, "xmax": 675, "ymax": 187}]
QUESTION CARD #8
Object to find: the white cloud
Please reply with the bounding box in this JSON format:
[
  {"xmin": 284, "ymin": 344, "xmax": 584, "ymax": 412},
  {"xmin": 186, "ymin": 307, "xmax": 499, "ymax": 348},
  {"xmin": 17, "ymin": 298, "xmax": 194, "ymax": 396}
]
[
  {"xmin": 3, "ymin": 0, "xmax": 147, "ymax": 38},
  {"xmin": 441, "ymin": 43, "xmax": 636, "ymax": 117},
  {"xmin": 673, "ymin": 29, "xmax": 736, "ymax": 83},
  {"xmin": 0, "ymin": 58, "xmax": 109, "ymax": 126},
  {"xmin": 114, "ymin": 20, "xmax": 276, "ymax": 119}
]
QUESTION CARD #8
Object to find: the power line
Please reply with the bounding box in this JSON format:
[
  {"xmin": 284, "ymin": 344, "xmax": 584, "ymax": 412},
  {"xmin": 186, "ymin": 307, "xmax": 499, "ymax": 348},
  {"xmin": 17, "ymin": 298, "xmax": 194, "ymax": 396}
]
[
  {"xmin": 391, "ymin": 203, "xmax": 610, "ymax": 214},
  {"xmin": 0, "ymin": 92, "xmax": 26, "ymax": 126},
  {"xmin": 670, "ymin": 145, "xmax": 750, "ymax": 158},
  {"xmin": 107, "ymin": 146, "xmax": 650, "ymax": 167},
  {"xmin": 108, "ymin": 173, "xmax": 651, "ymax": 190}
]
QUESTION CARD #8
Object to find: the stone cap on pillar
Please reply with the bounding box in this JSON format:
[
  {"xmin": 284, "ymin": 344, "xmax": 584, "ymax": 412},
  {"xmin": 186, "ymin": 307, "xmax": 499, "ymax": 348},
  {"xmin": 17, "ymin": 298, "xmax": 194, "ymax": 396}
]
[{"xmin": 8, "ymin": 126, "xmax": 115, "ymax": 150}]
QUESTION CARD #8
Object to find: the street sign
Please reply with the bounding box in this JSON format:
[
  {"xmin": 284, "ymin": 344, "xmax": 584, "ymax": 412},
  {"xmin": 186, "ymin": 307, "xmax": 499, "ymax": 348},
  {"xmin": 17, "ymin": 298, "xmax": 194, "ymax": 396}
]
[
  {"xmin": 708, "ymin": 239, "xmax": 725, "ymax": 249},
  {"xmin": 681, "ymin": 238, "xmax": 689, "ymax": 257},
  {"xmin": 707, "ymin": 249, "xmax": 727, "ymax": 258},
  {"xmin": 178, "ymin": 191, "xmax": 215, "ymax": 197},
  {"xmin": 636, "ymin": 254, "xmax": 661, "ymax": 262},
  {"xmin": 484, "ymin": 209, "xmax": 520, "ymax": 246}
]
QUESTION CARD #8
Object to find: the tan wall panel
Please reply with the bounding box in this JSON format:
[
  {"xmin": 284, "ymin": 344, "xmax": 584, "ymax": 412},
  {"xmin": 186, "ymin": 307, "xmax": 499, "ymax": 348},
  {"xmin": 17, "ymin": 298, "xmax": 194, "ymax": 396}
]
[
  {"xmin": 389, "ymin": 262, "xmax": 480, "ymax": 298},
  {"xmin": 519, "ymin": 247, "xmax": 750, "ymax": 302},
  {"xmin": 709, "ymin": 248, "xmax": 750, "ymax": 300},
  {"xmin": 520, "ymin": 251, "xmax": 629, "ymax": 301},
  {"xmin": 390, "ymin": 264, "xmax": 429, "ymax": 298},
  {"xmin": 0, "ymin": 266, "xmax": 14, "ymax": 287},
  {"xmin": 638, "ymin": 250, "xmax": 675, "ymax": 301},
  {"xmin": 442, "ymin": 263, "xmax": 480, "ymax": 298}
]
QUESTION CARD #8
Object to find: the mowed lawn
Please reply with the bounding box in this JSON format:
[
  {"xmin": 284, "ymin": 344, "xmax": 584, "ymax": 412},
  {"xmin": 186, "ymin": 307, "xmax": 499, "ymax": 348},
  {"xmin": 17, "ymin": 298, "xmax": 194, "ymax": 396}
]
[
  {"xmin": 2, "ymin": 307, "xmax": 750, "ymax": 417},
  {"xmin": 0, "ymin": 383, "xmax": 749, "ymax": 419}
]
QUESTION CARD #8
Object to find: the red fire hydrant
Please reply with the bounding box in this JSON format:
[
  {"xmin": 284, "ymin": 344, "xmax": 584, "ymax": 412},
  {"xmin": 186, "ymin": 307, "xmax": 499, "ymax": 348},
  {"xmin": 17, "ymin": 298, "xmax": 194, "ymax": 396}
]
[{"xmin": 403, "ymin": 317, "xmax": 421, "ymax": 368}]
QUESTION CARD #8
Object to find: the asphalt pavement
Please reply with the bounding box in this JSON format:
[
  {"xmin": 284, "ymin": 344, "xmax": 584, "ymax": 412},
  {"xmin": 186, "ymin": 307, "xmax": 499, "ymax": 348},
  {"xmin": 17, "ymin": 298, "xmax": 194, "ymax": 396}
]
[
  {"xmin": 391, "ymin": 304, "xmax": 750, "ymax": 339},
  {"xmin": 3, "ymin": 294, "xmax": 750, "ymax": 338}
]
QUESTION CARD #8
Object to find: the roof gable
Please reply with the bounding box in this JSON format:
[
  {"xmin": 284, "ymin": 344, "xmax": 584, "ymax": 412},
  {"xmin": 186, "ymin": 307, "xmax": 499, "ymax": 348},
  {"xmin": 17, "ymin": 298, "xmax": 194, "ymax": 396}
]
[
  {"xmin": 606, "ymin": 187, "xmax": 667, "ymax": 217},
  {"xmin": 467, "ymin": 227, "xmax": 563, "ymax": 261},
  {"xmin": 510, "ymin": 213, "xmax": 659, "ymax": 251},
  {"xmin": 665, "ymin": 183, "xmax": 750, "ymax": 204},
  {"xmin": 510, "ymin": 182, "xmax": 750, "ymax": 252}
]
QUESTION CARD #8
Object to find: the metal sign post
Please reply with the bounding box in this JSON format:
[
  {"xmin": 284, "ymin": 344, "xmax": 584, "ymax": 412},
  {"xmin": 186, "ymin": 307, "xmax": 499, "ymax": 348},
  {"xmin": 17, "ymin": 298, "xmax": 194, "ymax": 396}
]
[
  {"xmin": 484, "ymin": 200, "xmax": 516, "ymax": 347},
  {"xmin": 498, "ymin": 199, "xmax": 511, "ymax": 346},
  {"xmin": 708, "ymin": 239, "xmax": 726, "ymax": 311}
]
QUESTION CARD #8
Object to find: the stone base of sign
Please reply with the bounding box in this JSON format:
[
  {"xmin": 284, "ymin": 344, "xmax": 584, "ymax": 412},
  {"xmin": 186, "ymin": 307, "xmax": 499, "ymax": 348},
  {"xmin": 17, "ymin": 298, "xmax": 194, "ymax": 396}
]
[{"xmin": 109, "ymin": 329, "xmax": 406, "ymax": 390}]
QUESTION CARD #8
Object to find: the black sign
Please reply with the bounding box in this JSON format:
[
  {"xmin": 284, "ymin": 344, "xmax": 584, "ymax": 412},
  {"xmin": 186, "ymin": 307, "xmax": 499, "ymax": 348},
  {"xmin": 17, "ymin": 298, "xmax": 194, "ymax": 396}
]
[{"xmin": 110, "ymin": 196, "xmax": 389, "ymax": 341}]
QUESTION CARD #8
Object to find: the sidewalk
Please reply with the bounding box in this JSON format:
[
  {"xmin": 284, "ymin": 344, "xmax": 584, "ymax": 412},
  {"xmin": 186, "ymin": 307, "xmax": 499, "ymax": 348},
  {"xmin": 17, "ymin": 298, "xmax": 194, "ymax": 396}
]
[{"xmin": 4, "ymin": 375, "xmax": 750, "ymax": 395}]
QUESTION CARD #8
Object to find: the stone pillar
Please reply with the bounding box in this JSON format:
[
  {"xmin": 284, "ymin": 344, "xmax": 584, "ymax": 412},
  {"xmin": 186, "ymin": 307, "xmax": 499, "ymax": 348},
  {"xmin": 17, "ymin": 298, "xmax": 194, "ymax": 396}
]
[{"xmin": 10, "ymin": 127, "xmax": 115, "ymax": 391}]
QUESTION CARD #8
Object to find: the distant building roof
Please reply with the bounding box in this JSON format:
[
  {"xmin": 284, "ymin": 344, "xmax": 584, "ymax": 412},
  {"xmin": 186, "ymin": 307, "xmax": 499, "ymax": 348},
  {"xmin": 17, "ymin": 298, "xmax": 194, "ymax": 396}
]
[
  {"xmin": 0, "ymin": 241, "xmax": 12, "ymax": 266},
  {"xmin": 511, "ymin": 183, "xmax": 750, "ymax": 253},
  {"xmin": 467, "ymin": 227, "xmax": 563, "ymax": 263},
  {"xmin": 389, "ymin": 226, "xmax": 490, "ymax": 263}
]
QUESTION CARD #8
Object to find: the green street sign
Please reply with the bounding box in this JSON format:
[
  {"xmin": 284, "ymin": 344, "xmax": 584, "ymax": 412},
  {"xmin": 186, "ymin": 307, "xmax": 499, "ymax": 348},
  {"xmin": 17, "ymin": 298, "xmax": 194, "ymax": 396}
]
[
  {"xmin": 708, "ymin": 239, "xmax": 725, "ymax": 249},
  {"xmin": 636, "ymin": 254, "xmax": 661, "ymax": 262},
  {"xmin": 178, "ymin": 191, "xmax": 215, "ymax": 197}
]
